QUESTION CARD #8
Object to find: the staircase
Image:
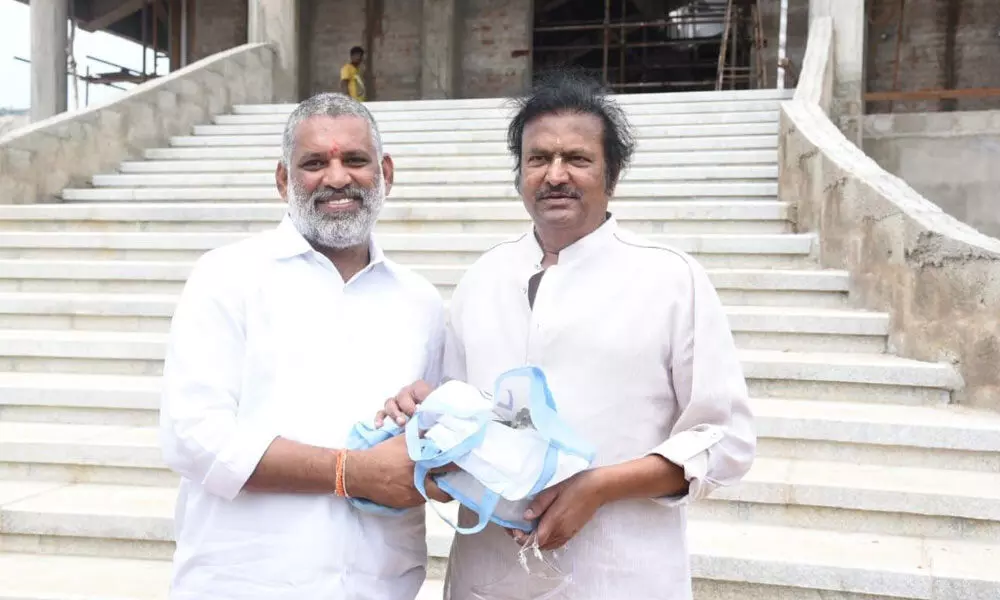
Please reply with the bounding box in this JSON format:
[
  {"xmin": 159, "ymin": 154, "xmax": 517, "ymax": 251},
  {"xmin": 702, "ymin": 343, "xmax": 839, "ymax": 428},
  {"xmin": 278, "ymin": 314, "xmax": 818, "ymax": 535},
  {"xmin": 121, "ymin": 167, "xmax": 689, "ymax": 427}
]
[{"xmin": 1, "ymin": 89, "xmax": 998, "ymax": 600}]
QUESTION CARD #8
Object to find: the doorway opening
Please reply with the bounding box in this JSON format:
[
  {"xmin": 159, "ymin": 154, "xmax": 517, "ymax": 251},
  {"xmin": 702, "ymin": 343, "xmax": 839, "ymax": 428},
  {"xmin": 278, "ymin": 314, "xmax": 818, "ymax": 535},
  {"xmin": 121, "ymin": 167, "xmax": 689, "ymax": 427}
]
[{"xmin": 532, "ymin": 0, "xmax": 766, "ymax": 94}]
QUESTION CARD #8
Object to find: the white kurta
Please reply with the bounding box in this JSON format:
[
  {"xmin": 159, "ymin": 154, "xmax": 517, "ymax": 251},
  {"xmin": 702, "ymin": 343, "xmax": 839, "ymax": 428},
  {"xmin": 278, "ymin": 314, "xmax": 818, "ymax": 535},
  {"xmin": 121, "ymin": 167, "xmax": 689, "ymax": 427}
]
[
  {"xmin": 441, "ymin": 215, "xmax": 756, "ymax": 600},
  {"xmin": 160, "ymin": 217, "xmax": 445, "ymax": 600}
]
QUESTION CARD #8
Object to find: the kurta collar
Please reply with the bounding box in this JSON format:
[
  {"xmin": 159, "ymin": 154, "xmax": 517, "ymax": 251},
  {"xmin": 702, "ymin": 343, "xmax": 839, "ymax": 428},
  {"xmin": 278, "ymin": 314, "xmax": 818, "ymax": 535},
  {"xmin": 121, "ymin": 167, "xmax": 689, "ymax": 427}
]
[
  {"xmin": 525, "ymin": 212, "xmax": 618, "ymax": 266},
  {"xmin": 269, "ymin": 214, "xmax": 387, "ymax": 270}
]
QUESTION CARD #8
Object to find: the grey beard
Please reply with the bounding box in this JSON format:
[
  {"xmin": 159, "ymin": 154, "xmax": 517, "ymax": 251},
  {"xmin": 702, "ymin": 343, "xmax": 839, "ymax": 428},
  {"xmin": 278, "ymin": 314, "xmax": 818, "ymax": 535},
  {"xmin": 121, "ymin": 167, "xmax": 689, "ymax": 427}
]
[{"xmin": 287, "ymin": 174, "xmax": 385, "ymax": 250}]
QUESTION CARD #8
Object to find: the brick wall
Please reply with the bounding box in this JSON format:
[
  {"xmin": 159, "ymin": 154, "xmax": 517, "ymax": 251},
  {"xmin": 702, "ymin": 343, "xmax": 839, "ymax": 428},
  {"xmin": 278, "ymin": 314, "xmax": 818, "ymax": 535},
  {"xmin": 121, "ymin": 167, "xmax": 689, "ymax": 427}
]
[
  {"xmin": 305, "ymin": 0, "xmax": 366, "ymax": 97},
  {"xmin": 304, "ymin": 0, "xmax": 421, "ymax": 100},
  {"xmin": 867, "ymin": 0, "xmax": 1000, "ymax": 113},
  {"xmin": 190, "ymin": 0, "xmax": 247, "ymax": 62},
  {"xmin": 371, "ymin": 0, "xmax": 423, "ymax": 100},
  {"xmin": 460, "ymin": 0, "xmax": 533, "ymax": 98}
]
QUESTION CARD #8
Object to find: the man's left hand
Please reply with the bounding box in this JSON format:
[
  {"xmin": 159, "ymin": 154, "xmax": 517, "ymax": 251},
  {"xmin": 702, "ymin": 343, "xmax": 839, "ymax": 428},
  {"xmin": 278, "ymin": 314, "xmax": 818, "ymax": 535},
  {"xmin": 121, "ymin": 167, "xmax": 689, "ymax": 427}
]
[{"xmin": 520, "ymin": 470, "xmax": 608, "ymax": 551}]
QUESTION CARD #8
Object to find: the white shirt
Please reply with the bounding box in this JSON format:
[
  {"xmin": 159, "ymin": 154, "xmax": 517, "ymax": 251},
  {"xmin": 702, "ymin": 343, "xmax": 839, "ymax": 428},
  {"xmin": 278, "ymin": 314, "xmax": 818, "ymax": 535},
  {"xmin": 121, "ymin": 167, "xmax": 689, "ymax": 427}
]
[
  {"xmin": 441, "ymin": 215, "xmax": 756, "ymax": 600},
  {"xmin": 159, "ymin": 217, "xmax": 445, "ymax": 600}
]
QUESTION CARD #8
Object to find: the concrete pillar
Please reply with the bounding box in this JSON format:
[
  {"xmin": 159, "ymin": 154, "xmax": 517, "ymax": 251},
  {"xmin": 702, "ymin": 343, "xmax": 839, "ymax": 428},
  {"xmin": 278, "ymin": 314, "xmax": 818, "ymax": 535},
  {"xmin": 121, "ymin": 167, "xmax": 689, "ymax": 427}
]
[
  {"xmin": 810, "ymin": 0, "xmax": 865, "ymax": 145},
  {"xmin": 30, "ymin": 0, "xmax": 69, "ymax": 122},
  {"xmin": 420, "ymin": 0, "xmax": 458, "ymax": 99},
  {"xmin": 248, "ymin": 0, "xmax": 299, "ymax": 102}
]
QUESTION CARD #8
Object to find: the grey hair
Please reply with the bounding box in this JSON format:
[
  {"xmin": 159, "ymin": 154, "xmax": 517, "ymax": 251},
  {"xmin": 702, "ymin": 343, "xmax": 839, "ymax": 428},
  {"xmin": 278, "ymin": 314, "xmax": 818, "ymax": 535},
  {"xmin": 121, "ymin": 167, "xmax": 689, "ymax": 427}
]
[{"xmin": 280, "ymin": 92, "xmax": 384, "ymax": 168}]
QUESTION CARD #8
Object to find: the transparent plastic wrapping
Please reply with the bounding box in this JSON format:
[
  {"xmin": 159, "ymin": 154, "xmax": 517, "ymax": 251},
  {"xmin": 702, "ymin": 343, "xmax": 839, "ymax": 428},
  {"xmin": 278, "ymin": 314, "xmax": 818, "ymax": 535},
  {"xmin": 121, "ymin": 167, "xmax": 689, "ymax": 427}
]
[{"xmin": 469, "ymin": 535, "xmax": 574, "ymax": 600}]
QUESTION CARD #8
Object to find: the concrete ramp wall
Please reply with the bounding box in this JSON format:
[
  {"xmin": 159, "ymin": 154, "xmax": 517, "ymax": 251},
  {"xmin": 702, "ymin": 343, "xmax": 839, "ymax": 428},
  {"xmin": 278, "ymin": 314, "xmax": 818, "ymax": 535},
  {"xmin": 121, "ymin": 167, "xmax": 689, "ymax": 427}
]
[
  {"xmin": 780, "ymin": 17, "xmax": 1000, "ymax": 411},
  {"xmin": 0, "ymin": 43, "xmax": 276, "ymax": 205}
]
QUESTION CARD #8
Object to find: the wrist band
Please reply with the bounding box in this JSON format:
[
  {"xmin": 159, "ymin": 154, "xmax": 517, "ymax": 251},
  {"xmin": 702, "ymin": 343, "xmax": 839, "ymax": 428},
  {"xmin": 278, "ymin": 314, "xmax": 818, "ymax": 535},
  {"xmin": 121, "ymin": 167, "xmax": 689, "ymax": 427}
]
[{"xmin": 335, "ymin": 449, "xmax": 350, "ymax": 498}]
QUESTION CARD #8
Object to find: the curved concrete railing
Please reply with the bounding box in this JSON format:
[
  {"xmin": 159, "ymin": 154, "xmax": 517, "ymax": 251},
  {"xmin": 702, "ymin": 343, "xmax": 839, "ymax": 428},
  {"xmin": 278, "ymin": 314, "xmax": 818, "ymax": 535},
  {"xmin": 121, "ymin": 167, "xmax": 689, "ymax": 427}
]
[
  {"xmin": 780, "ymin": 17, "xmax": 1000, "ymax": 411},
  {"xmin": 0, "ymin": 43, "xmax": 276, "ymax": 205}
]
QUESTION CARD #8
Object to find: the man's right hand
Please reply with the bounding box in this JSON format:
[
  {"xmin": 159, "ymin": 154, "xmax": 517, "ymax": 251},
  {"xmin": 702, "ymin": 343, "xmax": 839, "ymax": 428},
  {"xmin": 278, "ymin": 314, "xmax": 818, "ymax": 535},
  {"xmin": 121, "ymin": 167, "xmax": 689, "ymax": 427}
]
[
  {"xmin": 345, "ymin": 434, "xmax": 452, "ymax": 508},
  {"xmin": 375, "ymin": 380, "xmax": 434, "ymax": 427}
]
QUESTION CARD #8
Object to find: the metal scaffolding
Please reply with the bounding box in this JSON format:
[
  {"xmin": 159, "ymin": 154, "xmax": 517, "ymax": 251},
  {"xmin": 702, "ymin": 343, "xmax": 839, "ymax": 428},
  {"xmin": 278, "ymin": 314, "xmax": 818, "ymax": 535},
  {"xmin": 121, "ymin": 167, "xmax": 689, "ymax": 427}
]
[{"xmin": 533, "ymin": 0, "xmax": 766, "ymax": 93}]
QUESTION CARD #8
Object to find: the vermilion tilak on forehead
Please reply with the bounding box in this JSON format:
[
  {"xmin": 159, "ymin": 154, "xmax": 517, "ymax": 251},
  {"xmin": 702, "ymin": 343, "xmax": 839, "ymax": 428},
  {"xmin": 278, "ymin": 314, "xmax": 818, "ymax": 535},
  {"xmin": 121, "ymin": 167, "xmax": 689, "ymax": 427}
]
[{"xmin": 327, "ymin": 142, "xmax": 341, "ymax": 159}]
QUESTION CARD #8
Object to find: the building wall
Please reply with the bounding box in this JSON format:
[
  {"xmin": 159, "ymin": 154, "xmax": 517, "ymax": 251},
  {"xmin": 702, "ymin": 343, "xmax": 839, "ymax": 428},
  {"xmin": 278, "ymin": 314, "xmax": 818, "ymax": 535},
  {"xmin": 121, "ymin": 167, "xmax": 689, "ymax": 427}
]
[
  {"xmin": 185, "ymin": 0, "xmax": 1000, "ymax": 105},
  {"xmin": 190, "ymin": 0, "xmax": 248, "ymax": 62},
  {"xmin": 866, "ymin": 0, "xmax": 1000, "ymax": 113},
  {"xmin": 863, "ymin": 111, "xmax": 1000, "ymax": 239},
  {"xmin": 459, "ymin": 0, "xmax": 533, "ymax": 98},
  {"xmin": 371, "ymin": 0, "xmax": 424, "ymax": 100},
  {"xmin": 305, "ymin": 0, "xmax": 366, "ymax": 95},
  {"xmin": 302, "ymin": 0, "xmax": 531, "ymax": 100}
]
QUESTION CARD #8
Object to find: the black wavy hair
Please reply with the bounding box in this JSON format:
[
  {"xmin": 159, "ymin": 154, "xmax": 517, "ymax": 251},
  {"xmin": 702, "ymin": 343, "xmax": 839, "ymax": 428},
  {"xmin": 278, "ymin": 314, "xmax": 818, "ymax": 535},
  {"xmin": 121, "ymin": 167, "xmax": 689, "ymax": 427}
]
[{"xmin": 506, "ymin": 69, "xmax": 636, "ymax": 194}]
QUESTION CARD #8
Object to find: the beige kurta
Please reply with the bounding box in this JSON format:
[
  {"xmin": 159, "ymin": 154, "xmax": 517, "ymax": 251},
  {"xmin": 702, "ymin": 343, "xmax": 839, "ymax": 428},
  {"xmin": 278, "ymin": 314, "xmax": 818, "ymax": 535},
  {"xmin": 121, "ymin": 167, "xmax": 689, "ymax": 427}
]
[{"xmin": 441, "ymin": 216, "xmax": 756, "ymax": 600}]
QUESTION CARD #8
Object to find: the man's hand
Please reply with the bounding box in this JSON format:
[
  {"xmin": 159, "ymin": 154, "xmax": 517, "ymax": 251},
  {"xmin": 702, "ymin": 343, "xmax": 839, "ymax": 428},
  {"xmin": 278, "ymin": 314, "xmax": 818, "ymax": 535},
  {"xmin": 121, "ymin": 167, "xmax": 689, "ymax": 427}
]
[
  {"xmin": 518, "ymin": 470, "xmax": 609, "ymax": 551},
  {"xmin": 346, "ymin": 435, "xmax": 453, "ymax": 508},
  {"xmin": 375, "ymin": 380, "xmax": 434, "ymax": 427}
]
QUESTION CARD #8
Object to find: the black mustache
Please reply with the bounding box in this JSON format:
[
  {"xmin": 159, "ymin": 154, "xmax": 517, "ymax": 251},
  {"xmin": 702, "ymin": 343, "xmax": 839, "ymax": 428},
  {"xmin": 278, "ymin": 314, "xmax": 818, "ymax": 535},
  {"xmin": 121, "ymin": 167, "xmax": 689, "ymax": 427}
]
[
  {"xmin": 311, "ymin": 187, "xmax": 364, "ymax": 202},
  {"xmin": 535, "ymin": 185, "xmax": 582, "ymax": 201}
]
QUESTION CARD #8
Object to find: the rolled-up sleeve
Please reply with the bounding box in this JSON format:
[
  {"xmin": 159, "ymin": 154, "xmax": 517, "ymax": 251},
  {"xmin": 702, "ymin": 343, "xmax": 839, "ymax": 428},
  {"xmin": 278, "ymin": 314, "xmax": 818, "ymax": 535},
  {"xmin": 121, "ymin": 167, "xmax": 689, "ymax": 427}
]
[
  {"xmin": 159, "ymin": 253, "xmax": 277, "ymax": 501},
  {"xmin": 650, "ymin": 257, "xmax": 756, "ymax": 506}
]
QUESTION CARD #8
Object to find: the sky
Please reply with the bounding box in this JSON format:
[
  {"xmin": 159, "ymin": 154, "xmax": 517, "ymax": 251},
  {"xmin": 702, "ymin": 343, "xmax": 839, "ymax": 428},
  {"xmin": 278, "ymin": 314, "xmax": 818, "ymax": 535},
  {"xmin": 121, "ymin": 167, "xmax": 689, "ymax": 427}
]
[{"xmin": 0, "ymin": 0, "xmax": 164, "ymax": 111}]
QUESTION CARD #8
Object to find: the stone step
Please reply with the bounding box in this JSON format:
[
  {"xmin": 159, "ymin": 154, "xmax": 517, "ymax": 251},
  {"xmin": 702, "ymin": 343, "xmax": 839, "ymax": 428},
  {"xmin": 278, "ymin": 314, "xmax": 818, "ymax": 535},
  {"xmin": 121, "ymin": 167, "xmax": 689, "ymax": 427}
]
[
  {"xmin": 0, "ymin": 231, "xmax": 808, "ymax": 254},
  {"xmin": 0, "ymin": 481, "xmax": 996, "ymax": 599},
  {"xmin": 10, "ymin": 441, "xmax": 997, "ymax": 544},
  {"xmin": 0, "ymin": 293, "xmax": 887, "ymax": 351},
  {"xmin": 0, "ymin": 262, "xmax": 846, "ymax": 305},
  {"xmin": 754, "ymin": 398, "xmax": 1000, "ymax": 473},
  {"xmin": 0, "ymin": 200, "xmax": 793, "ymax": 235},
  {"xmin": 0, "ymin": 330, "xmax": 957, "ymax": 398},
  {"xmin": 0, "ymin": 292, "xmax": 176, "ymax": 332},
  {"xmin": 212, "ymin": 109, "xmax": 780, "ymax": 129},
  {"xmin": 192, "ymin": 121, "xmax": 779, "ymax": 139},
  {"xmin": 61, "ymin": 182, "xmax": 778, "ymax": 202},
  {"xmin": 121, "ymin": 156, "xmax": 778, "ymax": 176},
  {"xmin": 698, "ymin": 456, "xmax": 1000, "ymax": 541},
  {"xmin": 742, "ymin": 350, "xmax": 960, "ymax": 405},
  {"xmin": 0, "ymin": 552, "xmax": 172, "ymax": 600},
  {"xmin": 0, "ymin": 422, "xmax": 169, "ymax": 486},
  {"xmin": 5, "ymin": 452, "xmax": 999, "ymax": 551},
  {"xmin": 7, "ymin": 387, "xmax": 997, "ymax": 471},
  {"xmin": 0, "ymin": 330, "xmax": 164, "ymax": 376},
  {"xmin": 91, "ymin": 165, "xmax": 779, "ymax": 188},
  {"xmin": 168, "ymin": 133, "xmax": 779, "ymax": 151},
  {"xmin": 0, "ymin": 551, "xmax": 442, "ymax": 600},
  {"xmin": 689, "ymin": 520, "xmax": 999, "ymax": 600},
  {"xmin": 233, "ymin": 88, "xmax": 793, "ymax": 114},
  {"xmin": 0, "ymin": 232, "xmax": 813, "ymax": 270},
  {"xmin": 5, "ymin": 395, "xmax": 999, "ymax": 483},
  {"xmin": 338, "ymin": 99, "xmax": 788, "ymax": 120},
  {"xmin": 143, "ymin": 147, "xmax": 778, "ymax": 165}
]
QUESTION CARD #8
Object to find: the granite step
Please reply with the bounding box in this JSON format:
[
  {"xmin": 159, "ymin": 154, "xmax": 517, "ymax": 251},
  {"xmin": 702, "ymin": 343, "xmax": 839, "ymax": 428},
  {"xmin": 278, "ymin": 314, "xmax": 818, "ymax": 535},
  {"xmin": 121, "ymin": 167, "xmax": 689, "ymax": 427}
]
[
  {"xmin": 143, "ymin": 147, "xmax": 778, "ymax": 165},
  {"xmin": 211, "ymin": 109, "xmax": 779, "ymax": 129},
  {"xmin": 0, "ymin": 200, "xmax": 793, "ymax": 235}
]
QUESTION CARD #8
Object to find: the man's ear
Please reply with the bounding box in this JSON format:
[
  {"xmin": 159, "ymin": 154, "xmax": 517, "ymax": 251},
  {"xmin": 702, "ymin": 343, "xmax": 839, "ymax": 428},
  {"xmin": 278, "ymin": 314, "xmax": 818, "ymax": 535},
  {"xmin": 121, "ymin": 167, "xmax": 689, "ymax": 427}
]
[
  {"xmin": 381, "ymin": 154, "xmax": 395, "ymax": 195},
  {"xmin": 276, "ymin": 161, "xmax": 289, "ymax": 203}
]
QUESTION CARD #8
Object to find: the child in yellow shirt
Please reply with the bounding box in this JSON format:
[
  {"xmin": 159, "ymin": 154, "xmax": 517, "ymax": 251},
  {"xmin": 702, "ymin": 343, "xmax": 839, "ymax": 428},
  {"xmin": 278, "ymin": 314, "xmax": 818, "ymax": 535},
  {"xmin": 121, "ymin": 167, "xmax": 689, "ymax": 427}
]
[{"xmin": 340, "ymin": 46, "xmax": 367, "ymax": 101}]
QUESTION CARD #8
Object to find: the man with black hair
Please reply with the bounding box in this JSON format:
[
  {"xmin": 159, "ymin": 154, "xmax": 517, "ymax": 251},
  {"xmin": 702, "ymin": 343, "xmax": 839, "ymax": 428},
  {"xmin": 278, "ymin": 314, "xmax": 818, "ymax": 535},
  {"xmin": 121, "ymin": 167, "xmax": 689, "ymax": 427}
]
[
  {"xmin": 341, "ymin": 46, "xmax": 367, "ymax": 101},
  {"xmin": 380, "ymin": 72, "xmax": 756, "ymax": 599}
]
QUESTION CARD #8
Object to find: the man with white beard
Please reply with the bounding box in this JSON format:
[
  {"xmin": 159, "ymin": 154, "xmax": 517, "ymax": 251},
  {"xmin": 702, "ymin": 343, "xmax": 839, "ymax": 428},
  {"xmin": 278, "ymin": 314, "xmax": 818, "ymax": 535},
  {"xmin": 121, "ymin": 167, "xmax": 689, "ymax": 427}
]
[{"xmin": 159, "ymin": 92, "xmax": 450, "ymax": 600}]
